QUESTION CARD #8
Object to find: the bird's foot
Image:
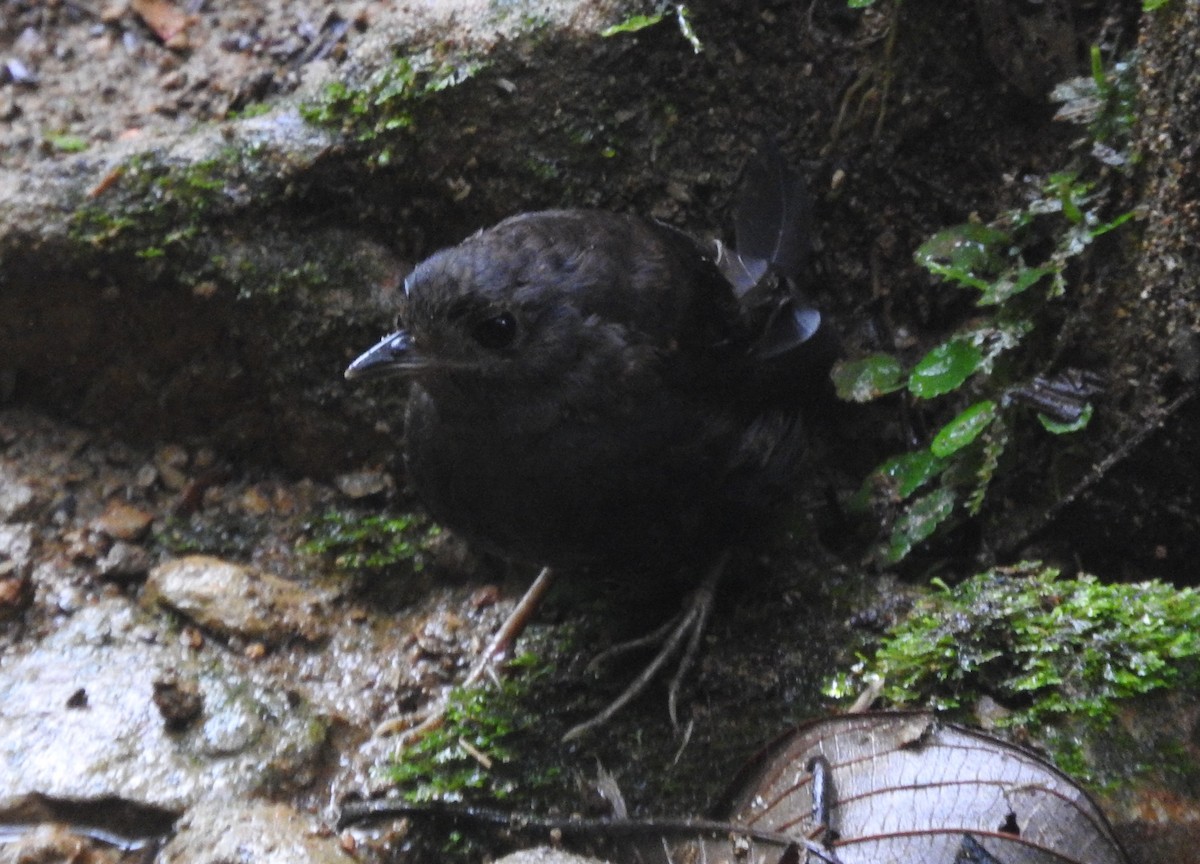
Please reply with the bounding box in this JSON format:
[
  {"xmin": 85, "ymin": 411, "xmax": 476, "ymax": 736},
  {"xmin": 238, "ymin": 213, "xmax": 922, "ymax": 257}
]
[
  {"xmin": 373, "ymin": 566, "xmax": 557, "ymax": 743},
  {"xmin": 562, "ymin": 551, "xmax": 728, "ymax": 742}
]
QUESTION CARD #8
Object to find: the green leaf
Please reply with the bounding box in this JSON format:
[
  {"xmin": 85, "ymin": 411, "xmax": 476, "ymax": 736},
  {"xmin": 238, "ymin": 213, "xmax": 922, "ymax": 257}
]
[
  {"xmin": 908, "ymin": 340, "xmax": 984, "ymax": 398},
  {"xmin": 885, "ymin": 487, "xmax": 956, "ymax": 562},
  {"xmin": 832, "ymin": 354, "xmax": 905, "ymax": 402},
  {"xmin": 977, "ymin": 266, "xmax": 1056, "ymax": 305},
  {"xmin": 931, "ymin": 400, "xmax": 998, "ymax": 457},
  {"xmin": 875, "ymin": 451, "xmax": 948, "ymax": 499},
  {"xmin": 47, "ymin": 134, "xmax": 88, "ymax": 153},
  {"xmin": 1039, "ymin": 402, "xmax": 1093, "ymax": 434},
  {"xmin": 1089, "ymin": 209, "xmax": 1135, "ymax": 239},
  {"xmin": 915, "ymin": 224, "xmax": 1009, "ymax": 289},
  {"xmin": 602, "ymin": 11, "xmax": 667, "ymax": 37}
]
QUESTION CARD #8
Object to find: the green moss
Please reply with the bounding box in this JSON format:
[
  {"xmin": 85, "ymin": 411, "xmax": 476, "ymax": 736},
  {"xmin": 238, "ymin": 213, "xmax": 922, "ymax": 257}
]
[
  {"xmin": 386, "ymin": 651, "xmax": 564, "ymax": 804},
  {"xmin": 229, "ymin": 102, "xmax": 273, "ymax": 120},
  {"xmin": 831, "ymin": 562, "xmax": 1200, "ymax": 728},
  {"xmin": 46, "ymin": 133, "xmax": 89, "ymax": 153},
  {"xmin": 301, "ymin": 510, "xmax": 439, "ymax": 578},
  {"xmin": 299, "ymin": 51, "xmax": 485, "ymax": 164},
  {"xmin": 70, "ymin": 147, "xmax": 251, "ymax": 257}
]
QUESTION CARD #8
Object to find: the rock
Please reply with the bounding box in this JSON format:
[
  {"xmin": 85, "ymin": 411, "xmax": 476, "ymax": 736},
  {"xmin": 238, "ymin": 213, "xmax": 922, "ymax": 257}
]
[
  {"xmin": 92, "ymin": 499, "xmax": 154, "ymax": 541},
  {"xmin": 0, "ymin": 822, "xmax": 124, "ymax": 864},
  {"xmin": 0, "ymin": 466, "xmax": 36, "ymax": 521},
  {"xmin": 0, "ymin": 598, "xmax": 329, "ymax": 810},
  {"xmin": 494, "ymin": 848, "xmax": 614, "ymax": 864},
  {"xmin": 159, "ymin": 798, "xmax": 346, "ymax": 864},
  {"xmin": 96, "ymin": 540, "xmax": 153, "ymax": 580},
  {"xmin": 334, "ymin": 469, "xmax": 393, "ymax": 500},
  {"xmin": 154, "ymin": 444, "xmax": 189, "ymax": 491},
  {"xmin": 152, "ymin": 672, "xmax": 204, "ymax": 730},
  {"xmin": 144, "ymin": 555, "xmax": 330, "ymax": 644},
  {"xmin": 0, "ymin": 522, "xmax": 34, "ymax": 570}
]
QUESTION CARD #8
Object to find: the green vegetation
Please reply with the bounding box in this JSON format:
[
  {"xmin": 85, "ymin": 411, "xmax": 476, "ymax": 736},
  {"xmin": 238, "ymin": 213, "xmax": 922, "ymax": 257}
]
[
  {"xmin": 299, "ymin": 52, "xmax": 484, "ymax": 165},
  {"xmin": 836, "ymin": 52, "xmax": 1139, "ymax": 563},
  {"xmin": 831, "ymin": 564, "xmax": 1200, "ymax": 720},
  {"xmin": 46, "ymin": 133, "xmax": 89, "ymax": 153},
  {"xmin": 70, "ymin": 148, "xmax": 254, "ymax": 262},
  {"xmin": 601, "ymin": 4, "xmax": 702, "ymax": 53},
  {"xmin": 828, "ymin": 563, "xmax": 1200, "ymax": 781},
  {"xmin": 387, "ymin": 652, "xmax": 561, "ymax": 804},
  {"xmin": 301, "ymin": 510, "xmax": 439, "ymax": 577}
]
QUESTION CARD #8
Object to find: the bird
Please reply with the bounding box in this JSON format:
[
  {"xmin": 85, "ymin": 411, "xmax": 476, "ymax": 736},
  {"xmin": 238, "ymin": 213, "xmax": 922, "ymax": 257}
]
[{"xmin": 346, "ymin": 145, "xmax": 830, "ymax": 740}]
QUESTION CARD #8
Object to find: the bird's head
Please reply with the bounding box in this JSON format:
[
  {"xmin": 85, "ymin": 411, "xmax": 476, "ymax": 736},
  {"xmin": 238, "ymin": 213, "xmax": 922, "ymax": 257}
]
[{"xmin": 345, "ymin": 212, "xmax": 649, "ymax": 399}]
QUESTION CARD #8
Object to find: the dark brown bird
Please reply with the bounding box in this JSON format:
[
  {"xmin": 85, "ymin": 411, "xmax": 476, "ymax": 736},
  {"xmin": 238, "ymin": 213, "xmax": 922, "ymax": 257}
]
[{"xmin": 346, "ymin": 147, "xmax": 829, "ymax": 738}]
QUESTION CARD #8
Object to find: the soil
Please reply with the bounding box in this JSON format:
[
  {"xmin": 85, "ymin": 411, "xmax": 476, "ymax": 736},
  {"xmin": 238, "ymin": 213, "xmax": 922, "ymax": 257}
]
[{"xmin": 0, "ymin": 0, "xmax": 367, "ymax": 171}]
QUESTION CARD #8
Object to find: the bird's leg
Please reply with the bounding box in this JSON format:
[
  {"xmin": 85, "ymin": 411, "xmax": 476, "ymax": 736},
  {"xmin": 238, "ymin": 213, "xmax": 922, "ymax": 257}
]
[
  {"xmin": 562, "ymin": 551, "xmax": 729, "ymax": 742},
  {"xmin": 375, "ymin": 566, "xmax": 557, "ymax": 742},
  {"xmin": 462, "ymin": 566, "xmax": 557, "ymax": 688}
]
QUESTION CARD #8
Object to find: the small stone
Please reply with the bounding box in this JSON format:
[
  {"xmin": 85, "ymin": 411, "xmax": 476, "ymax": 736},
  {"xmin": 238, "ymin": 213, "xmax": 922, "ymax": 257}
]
[
  {"xmin": 152, "ymin": 673, "xmax": 204, "ymax": 730},
  {"xmin": 159, "ymin": 463, "xmax": 188, "ymax": 492},
  {"xmin": 100, "ymin": 0, "xmax": 131, "ymax": 24},
  {"xmin": 192, "ymin": 280, "xmax": 219, "ymax": 299},
  {"xmin": 97, "ymin": 540, "xmax": 152, "ymax": 580},
  {"xmin": 93, "ymin": 499, "xmax": 155, "ymax": 541},
  {"xmin": 64, "ymin": 528, "xmax": 105, "ymax": 562},
  {"xmin": 0, "ymin": 467, "xmax": 36, "ymax": 521},
  {"xmin": 0, "ymin": 522, "xmax": 34, "ymax": 569},
  {"xmin": 155, "ymin": 443, "xmax": 188, "ymax": 470},
  {"xmin": 240, "ymin": 486, "xmax": 272, "ymax": 516},
  {"xmin": 66, "ymin": 688, "xmax": 89, "ymax": 709},
  {"xmin": 134, "ymin": 462, "xmax": 159, "ymax": 489},
  {"xmin": 0, "ymin": 573, "xmax": 30, "ymax": 615},
  {"xmin": 156, "ymin": 446, "xmax": 190, "ymax": 492},
  {"xmin": 145, "ymin": 555, "xmax": 330, "ymax": 645},
  {"xmin": 334, "ymin": 469, "xmax": 393, "ymax": 500}
]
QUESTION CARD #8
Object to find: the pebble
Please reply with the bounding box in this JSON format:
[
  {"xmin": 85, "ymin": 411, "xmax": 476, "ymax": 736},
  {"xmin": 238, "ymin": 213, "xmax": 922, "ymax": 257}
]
[
  {"xmin": 145, "ymin": 555, "xmax": 330, "ymax": 645},
  {"xmin": 152, "ymin": 672, "xmax": 205, "ymax": 729},
  {"xmin": 154, "ymin": 444, "xmax": 190, "ymax": 492},
  {"xmin": 96, "ymin": 540, "xmax": 153, "ymax": 580},
  {"xmin": 92, "ymin": 499, "xmax": 155, "ymax": 541},
  {"xmin": 134, "ymin": 462, "xmax": 159, "ymax": 489},
  {"xmin": 334, "ymin": 469, "xmax": 393, "ymax": 499},
  {"xmin": 0, "ymin": 468, "xmax": 36, "ymax": 521}
]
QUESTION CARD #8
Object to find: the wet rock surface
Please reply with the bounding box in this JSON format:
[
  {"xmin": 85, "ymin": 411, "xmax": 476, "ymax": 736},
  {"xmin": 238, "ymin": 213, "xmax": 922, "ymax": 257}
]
[
  {"xmin": 0, "ymin": 406, "xmax": 518, "ymax": 860},
  {"xmin": 158, "ymin": 798, "xmax": 349, "ymax": 864}
]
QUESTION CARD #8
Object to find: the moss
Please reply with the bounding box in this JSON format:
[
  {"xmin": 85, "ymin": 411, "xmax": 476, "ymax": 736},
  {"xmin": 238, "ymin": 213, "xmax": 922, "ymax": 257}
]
[
  {"xmin": 70, "ymin": 147, "xmax": 251, "ymax": 262},
  {"xmin": 830, "ymin": 562, "xmax": 1200, "ymax": 781},
  {"xmin": 836, "ymin": 563, "xmax": 1200, "ymax": 718},
  {"xmin": 300, "ymin": 509, "xmax": 439, "ymax": 579},
  {"xmin": 384, "ymin": 648, "xmax": 566, "ymax": 805},
  {"xmin": 46, "ymin": 133, "xmax": 89, "ymax": 153},
  {"xmin": 299, "ymin": 50, "xmax": 485, "ymax": 165}
]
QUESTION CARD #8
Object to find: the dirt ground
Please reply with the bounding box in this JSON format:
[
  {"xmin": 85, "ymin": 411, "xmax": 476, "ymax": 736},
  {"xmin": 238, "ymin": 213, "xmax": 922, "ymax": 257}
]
[{"xmin": 0, "ymin": 0, "xmax": 373, "ymax": 171}]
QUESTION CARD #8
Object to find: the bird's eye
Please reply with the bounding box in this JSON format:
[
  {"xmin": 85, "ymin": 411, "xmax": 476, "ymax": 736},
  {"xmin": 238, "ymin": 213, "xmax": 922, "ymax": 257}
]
[{"xmin": 472, "ymin": 312, "xmax": 518, "ymax": 351}]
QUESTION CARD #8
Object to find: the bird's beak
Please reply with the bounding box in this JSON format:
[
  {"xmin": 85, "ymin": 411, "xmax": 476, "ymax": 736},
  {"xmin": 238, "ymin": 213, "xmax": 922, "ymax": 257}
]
[{"xmin": 344, "ymin": 331, "xmax": 426, "ymax": 381}]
